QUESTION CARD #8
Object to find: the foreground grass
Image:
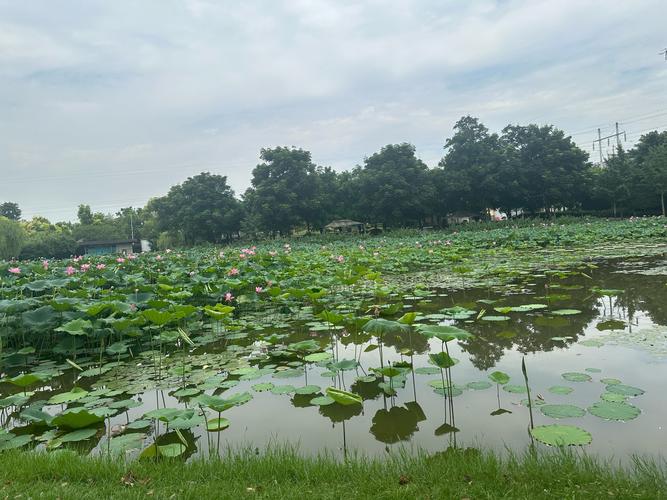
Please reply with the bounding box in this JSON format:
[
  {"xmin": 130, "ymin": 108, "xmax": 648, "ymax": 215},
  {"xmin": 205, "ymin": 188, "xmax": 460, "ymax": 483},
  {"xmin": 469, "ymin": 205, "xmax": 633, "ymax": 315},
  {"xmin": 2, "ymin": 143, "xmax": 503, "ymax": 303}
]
[{"xmin": 0, "ymin": 448, "xmax": 665, "ymax": 499}]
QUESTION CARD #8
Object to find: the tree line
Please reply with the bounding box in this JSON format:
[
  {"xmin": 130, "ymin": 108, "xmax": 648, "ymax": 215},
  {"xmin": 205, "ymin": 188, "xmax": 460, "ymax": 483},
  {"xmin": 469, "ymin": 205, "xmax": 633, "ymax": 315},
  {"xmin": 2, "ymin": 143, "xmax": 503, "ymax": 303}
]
[{"xmin": 1, "ymin": 116, "xmax": 667, "ymax": 259}]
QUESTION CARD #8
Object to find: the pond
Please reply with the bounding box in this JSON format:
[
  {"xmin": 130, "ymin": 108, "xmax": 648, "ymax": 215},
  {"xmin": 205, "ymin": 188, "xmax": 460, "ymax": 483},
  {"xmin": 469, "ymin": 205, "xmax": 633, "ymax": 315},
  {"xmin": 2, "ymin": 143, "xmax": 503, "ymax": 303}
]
[{"xmin": 1, "ymin": 251, "xmax": 666, "ymax": 461}]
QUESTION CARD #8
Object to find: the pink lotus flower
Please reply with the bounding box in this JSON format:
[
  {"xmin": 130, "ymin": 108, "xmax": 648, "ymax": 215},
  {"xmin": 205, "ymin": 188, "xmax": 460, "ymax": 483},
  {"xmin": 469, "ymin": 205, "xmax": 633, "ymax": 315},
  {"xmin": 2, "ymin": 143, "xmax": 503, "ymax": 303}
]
[
  {"xmin": 65, "ymin": 266, "xmax": 76, "ymax": 276},
  {"xmin": 336, "ymin": 255, "xmax": 345, "ymax": 263},
  {"xmin": 239, "ymin": 253, "xmax": 246, "ymax": 259},
  {"xmin": 42, "ymin": 260, "xmax": 49, "ymax": 270},
  {"xmin": 96, "ymin": 263, "xmax": 106, "ymax": 270},
  {"xmin": 80, "ymin": 264, "xmax": 91, "ymax": 272},
  {"xmin": 156, "ymin": 255, "xmax": 162, "ymax": 261},
  {"xmin": 127, "ymin": 254, "xmax": 136, "ymax": 260},
  {"xmin": 116, "ymin": 257, "xmax": 125, "ymax": 263},
  {"xmin": 255, "ymin": 286, "xmax": 263, "ymax": 293},
  {"xmin": 8, "ymin": 267, "xmax": 20, "ymax": 274},
  {"xmin": 228, "ymin": 268, "xmax": 239, "ymax": 276},
  {"xmin": 224, "ymin": 292, "xmax": 234, "ymax": 302},
  {"xmin": 129, "ymin": 303, "xmax": 137, "ymax": 312}
]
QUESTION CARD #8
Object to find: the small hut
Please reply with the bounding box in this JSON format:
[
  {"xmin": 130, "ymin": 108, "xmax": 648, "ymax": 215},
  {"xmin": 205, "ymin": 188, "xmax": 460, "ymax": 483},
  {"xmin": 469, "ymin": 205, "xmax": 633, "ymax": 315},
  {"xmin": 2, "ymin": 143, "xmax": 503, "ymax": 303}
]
[{"xmin": 324, "ymin": 219, "xmax": 365, "ymax": 233}]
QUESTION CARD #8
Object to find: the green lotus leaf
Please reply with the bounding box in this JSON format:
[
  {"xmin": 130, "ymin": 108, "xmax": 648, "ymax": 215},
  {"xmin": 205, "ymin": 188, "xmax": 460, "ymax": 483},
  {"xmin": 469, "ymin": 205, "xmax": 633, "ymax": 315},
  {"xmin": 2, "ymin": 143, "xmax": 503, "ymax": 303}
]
[
  {"xmin": 588, "ymin": 401, "xmax": 641, "ymax": 421},
  {"xmin": 605, "ymin": 384, "xmax": 645, "ymax": 397},
  {"xmin": 503, "ymin": 384, "xmax": 527, "ymax": 394},
  {"xmin": 561, "ymin": 372, "xmax": 592, "ymax": 382},
  {"xmin": 466, "ymin": 381, "xmax": 492, "ymax": 390},
  {"xmin": 52, "ymin": 407, "xmax": 105, "ymax": 429},
  {"xmin": 294, "ymin": 385, "xmax": 321, "ymax": 395},
  {"xmin": 531, "ymin": 425, "xmax": 592, "ymax": 446},
  {"xmin": 325, "ymin": 387, "xmax": 362, "ymax": 405},
  {"xmin": 488, "ymin": 371, "xmax": 510, "ymax": 385},
  {"xmin": 548, "ymin": 386, "xmax": 574, "ymax": 395},
  {"xmin": 540, "ymin": 404, "xmax": 586, "ymax": 419},
  {"xmin": 55, "ymin": 318, "xmax": 92, "ymax": 336},
  {"xmin": 206, "ymin": 417, "xmax": 230, "ymax": 432},
  {"xmin": 310, "ymin": 396, "xmax": 335, "ymax": 406},
  {"xmin": 48, "ymin": 387, "xmax": 88, "ymax": 405}
]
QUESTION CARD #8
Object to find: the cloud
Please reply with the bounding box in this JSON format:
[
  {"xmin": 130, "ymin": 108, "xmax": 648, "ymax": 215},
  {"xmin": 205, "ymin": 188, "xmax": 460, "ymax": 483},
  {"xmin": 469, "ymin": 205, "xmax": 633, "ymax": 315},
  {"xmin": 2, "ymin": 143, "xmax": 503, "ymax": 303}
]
[{"xmin": 0, "ymin": 0, "xmax": 665, "ymax": 221}]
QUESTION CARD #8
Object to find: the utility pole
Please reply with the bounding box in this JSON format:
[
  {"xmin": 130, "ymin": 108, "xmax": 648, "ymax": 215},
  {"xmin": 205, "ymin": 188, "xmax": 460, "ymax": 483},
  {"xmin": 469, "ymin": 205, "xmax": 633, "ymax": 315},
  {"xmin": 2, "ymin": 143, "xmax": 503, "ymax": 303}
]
[{"xmin": 592, "ymin": 124, "xmax": 626, "ymax": 165}]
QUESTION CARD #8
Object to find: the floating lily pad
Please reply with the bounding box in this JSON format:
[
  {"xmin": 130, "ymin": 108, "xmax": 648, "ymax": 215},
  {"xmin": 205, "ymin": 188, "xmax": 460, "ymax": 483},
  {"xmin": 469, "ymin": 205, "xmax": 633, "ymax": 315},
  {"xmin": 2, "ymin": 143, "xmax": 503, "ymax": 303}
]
[
  {"xmin": 414, "ymin": 367, "xmax": 440, "ymax": 375},
  {"xmin": 605, "ymin": 384, "xmax": 645, "ymax": 397},
  {"xmin": 433, "ymin": 386, "xmax": 463, "ymax": 397},
  {"xmin": 309, "ymin": 396, "xmax": 335, "ymax": 406},
  {"xmin": 251, "ymin": 383, "xmax": 275, "ymax": 392},
  {"xmin": 270, "ymin": 385, "xmax": 295, "ymax": 395},
  {"xmin": 600, "ymin": 378, "xmax": 622, "ymax": 385},
  {"xmin": 503, "ymin": 384, "xmax": 527, "ymax": 394},
  {"xmin": 481, "ymin": 315, "xmax": 510, "ymax": 322},
  {"xmin": 520, "ymin": 398, "xmax": 546, "ymax": 407},
  {"xmin": 531, "ymin": 425, "xmax": 592, "ymax": 446},
  {"xmin": 304, "ymin": 352, "xmax": 332, "ymax": 362},
  {"xmin": 600, "ymin": 392, "xmax": 627, "ymax": 403},
  {"xmin": 588, "ymin": 401, "xmax": 641, "ymax": 421},
  {"xmin": 294, "ymin": 385, "xmax": 321, "ymax": 395},
  {"xmin": 540, "ymin": 404, "xmax": 586, "ymax": 419},
  {"xmin": 466, "ymin": 381, "xmax": 492, "ymax": 390},
  {"xmin": 561, "ymin": 372, "xmax": 592, "ymax": 382},
  {"xmin": 548, "ymin": 386, "xmax": 574, "ymax": 395}
]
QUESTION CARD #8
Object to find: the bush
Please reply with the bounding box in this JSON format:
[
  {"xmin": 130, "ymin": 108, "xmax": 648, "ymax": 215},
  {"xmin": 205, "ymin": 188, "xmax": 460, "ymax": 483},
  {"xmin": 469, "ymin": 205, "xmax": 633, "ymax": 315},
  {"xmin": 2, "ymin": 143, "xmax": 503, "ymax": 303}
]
[{"xmin": 19, "ymin": 231, "xmax": 78, "ymax": 260}]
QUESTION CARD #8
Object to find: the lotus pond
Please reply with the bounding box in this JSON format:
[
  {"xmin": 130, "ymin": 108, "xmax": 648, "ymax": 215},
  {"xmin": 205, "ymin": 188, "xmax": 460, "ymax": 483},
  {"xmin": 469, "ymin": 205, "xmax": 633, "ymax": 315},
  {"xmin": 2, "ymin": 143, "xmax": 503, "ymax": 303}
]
[{"xmin": 1, "ymin": 218, "xmax": 667, "ymax": 461}]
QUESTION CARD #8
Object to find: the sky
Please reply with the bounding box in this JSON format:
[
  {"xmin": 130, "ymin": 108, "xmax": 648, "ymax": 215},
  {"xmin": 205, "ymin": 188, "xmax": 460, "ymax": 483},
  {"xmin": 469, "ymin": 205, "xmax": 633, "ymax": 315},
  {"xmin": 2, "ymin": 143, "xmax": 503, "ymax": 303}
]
[{"xmin": 0, "ymin": 0, "xmax": 666, "ymax": 222}]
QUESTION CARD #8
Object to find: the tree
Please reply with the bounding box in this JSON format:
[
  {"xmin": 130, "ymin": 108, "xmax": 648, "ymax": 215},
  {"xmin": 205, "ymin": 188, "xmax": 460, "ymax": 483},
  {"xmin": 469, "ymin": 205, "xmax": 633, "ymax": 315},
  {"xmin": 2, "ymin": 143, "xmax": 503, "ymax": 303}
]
[
  {"xmin": 0, "ymin": 202, "xmax": 21, "ymax": 221},
  {"xmin": 355, "ymin": 143, "xmax": 433, "ymax": 227},
  {"xmin": 439, "ymin": 116, "xmax": 504, "ymax": 215},
  {"xmin": 597, "ymin": 146, "xmax": 633, "ymax": 216},
  {"xmin": 244, "ymin": 147, "xmax": 319, "ymax": 235},
  {"xmin": 500, "ymin": 124, "xmax": 589, "ymax": 214},
  {"xmin": 643, "ymin": 143, "xmax": 667, "ymax": 216},
  {"xmin": 0, "ymin": 216, "xmax": 26, "ymax": 260},
  {"xmin": 77, "ymin": 204, "xmax": 94, "ymax": 225},
  {"xmin": 150, "ymin": 172, "xmax": 242, "ymax": 244}
]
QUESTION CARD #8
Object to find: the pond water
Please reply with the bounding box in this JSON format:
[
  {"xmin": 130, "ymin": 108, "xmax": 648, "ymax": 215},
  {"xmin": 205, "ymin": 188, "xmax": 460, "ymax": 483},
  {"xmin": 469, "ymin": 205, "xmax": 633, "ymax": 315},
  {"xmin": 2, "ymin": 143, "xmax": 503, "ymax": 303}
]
[{"xmin": 2, "ymin": 254, "xmax": 666, "ymax": 460}]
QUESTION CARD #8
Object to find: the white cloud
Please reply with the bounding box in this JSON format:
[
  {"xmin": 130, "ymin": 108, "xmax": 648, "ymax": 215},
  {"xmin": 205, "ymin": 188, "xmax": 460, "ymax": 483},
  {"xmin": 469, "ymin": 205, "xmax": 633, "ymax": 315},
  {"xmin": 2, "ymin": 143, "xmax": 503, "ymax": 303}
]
[{"xmin": 0, "ymin": 0, "xmax": 665, "ymax": 220}]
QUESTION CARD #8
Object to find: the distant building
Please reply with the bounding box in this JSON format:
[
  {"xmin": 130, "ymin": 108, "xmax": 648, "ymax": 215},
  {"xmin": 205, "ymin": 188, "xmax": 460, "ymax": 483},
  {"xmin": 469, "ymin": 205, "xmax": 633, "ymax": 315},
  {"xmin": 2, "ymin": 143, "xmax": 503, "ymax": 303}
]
[
  {"xmin": 78, "ymin": 239, "xmax": 141, "ymax": 256},
  {"xmin": 324, "ymin": 219, "xmax": 365, "ymax": 233}
]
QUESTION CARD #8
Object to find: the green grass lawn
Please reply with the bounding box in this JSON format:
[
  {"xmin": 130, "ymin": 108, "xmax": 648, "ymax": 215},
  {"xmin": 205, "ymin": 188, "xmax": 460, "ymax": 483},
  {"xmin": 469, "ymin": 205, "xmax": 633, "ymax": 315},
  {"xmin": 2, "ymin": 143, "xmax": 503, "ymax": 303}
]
[{"xmin": 0, "ymin": 447, "xmax": 665, "ymax": 499}]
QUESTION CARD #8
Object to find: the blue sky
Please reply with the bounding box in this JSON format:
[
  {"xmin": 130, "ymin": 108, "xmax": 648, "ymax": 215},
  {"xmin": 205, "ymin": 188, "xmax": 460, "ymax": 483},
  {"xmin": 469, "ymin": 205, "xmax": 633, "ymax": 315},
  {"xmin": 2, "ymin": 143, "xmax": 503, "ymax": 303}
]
[{"xmin": 1, "ymin": 0, "xmax": 666, "ymax": 221}]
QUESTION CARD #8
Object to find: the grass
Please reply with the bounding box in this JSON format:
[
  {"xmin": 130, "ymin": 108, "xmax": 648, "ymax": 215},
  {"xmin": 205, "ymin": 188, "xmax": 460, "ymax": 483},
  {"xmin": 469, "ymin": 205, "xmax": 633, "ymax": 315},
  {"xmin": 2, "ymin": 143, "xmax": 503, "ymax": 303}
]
[{"xmin": 0, "ymin": 447, "xmax": 665, "ymax": 499}]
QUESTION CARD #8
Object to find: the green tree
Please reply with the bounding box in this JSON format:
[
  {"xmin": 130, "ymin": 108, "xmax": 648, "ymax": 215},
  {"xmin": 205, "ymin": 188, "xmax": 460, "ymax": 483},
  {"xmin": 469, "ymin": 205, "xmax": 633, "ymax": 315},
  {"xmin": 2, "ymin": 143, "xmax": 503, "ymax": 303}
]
[
  {"xmin": 439, "ymin": 116, "xmax": 504, "ymax": 215},
  {"xmin": 500, "ymin": 124, "xmax": 589, "ymax": 214},
  {"xmin": 355, "ymin": 143, "xmax": 433, "ymax": 228},
  {"xmin": 0, "ymin": 202, "xmax": 21, "ymax": 221},
  {"xmin": 597, "ymin": 146, "xmax": 633, "ymax": 216},
  {"xmin": 0, "ymin": 216, "xmax": 26, "ymax": 260},
  {"xmin": 77, "ymin": 204, "xmax": 94, "ymax": 225},
  {"xmin": 244, "ymin": 147, "xmax": 319, "ymax": 235},
  {"xmin": 149, "ymin": 172, "xmax": 242, "ymax": 244},
  {"xmin": 643, "ymin": 143, "xmax": 667, "ymax": 216}
]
